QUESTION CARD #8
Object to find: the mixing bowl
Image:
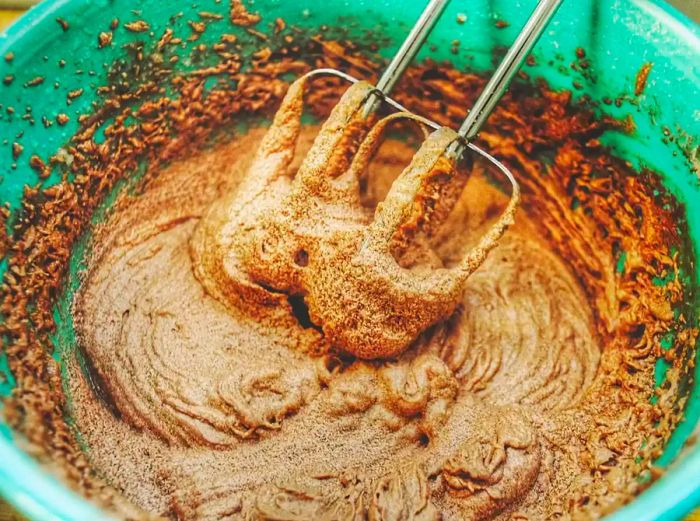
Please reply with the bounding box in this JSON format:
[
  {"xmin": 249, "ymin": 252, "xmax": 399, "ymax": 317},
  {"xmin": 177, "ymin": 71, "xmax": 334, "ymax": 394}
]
[{"xmin": 0, "ymin": 0, "xmax": 698, "ymax": 519}]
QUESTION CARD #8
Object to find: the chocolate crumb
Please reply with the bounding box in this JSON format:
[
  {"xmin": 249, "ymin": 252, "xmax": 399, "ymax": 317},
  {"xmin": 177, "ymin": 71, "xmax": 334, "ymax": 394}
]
[
  {"xmin": 230, "ymin": 0, "xmax": 261, "ymax": 26},
  {"xmin": 11, "ymin": 142, "xmax": 23, "ymax": 160},
  {"xmin": 124, "ymin": 20, "xmax": 150, "ymax": 32},
  {"xmin": 188, "ymin": 21, "xmax": 207, "ymax": 40},
  {"xmin": 156, "ymin": 28, "xmax": 174, "ymax": 50},
  {"xmin": 28, "ymin": 154, "xmax": 50, "ymax": 178},
  {"xmin": 98, "ymin": 32, "xmax": 113, "ymax": 48},
  {"xmin": 67, "ymin": 88, "xmax": 84, "ymax": 101},
  {"xmin": 246, "ymin": 28, "xmax": 268, "ymax": 41},
  {"xmin": 56, "ymin": 17, "xmax": 69, "ymax": 31},
  {"xmin": 634, "ymin": 62, "xmax": 653, "ymax": 96},
  {"xmin": 199, "ymin": 11, "xmax": 224, "ymax": 20},
  {"xmin": 24, "ymin": 76, "xmax": 45, "ymax": 88}
]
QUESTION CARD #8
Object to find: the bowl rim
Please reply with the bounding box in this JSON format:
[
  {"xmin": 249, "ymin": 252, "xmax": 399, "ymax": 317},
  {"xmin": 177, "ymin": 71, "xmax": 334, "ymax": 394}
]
[{"xmin": 0, "ymin": 0, "xmax": 699, "ymax": 520}]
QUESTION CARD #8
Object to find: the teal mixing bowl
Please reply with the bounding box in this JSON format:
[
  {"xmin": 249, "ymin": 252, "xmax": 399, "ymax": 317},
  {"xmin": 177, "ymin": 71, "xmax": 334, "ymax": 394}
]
[{"xmin": 0, "ymin": 0, "xmax": 698, "ymax": 519}]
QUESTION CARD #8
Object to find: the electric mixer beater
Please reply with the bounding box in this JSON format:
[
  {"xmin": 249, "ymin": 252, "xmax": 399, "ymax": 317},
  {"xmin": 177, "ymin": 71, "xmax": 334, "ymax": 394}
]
[{"xmin": 193, "ymin": 0, "xmax": 564, "ymax": 359}]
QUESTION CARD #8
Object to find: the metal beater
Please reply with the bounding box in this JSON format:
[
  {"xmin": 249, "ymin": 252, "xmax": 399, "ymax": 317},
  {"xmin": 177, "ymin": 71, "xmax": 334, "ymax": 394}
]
[
  {"xmin": 319, "ymin": 0, "xmax": 564, "ymax": 184},
  {"xmin": 302, "ymin": 0, "xmax": 566, "ymax": 357},
  {"xmin": 194, "ymin": 0, "xmax": 566, "ymax": 358}
]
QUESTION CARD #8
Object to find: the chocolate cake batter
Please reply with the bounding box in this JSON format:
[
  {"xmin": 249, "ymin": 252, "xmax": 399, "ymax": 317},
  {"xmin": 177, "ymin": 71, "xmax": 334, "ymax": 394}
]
[
  {"xmin": 0, "ymin": 22, "xmax": 695, "ymax": 521},
  {"xmin": 68, "ymin": 69, "xmax": 684, "ymax": 519},
  {"xmin": 72, "ymin": 122, "xmax": 597, "ymax": 520}
]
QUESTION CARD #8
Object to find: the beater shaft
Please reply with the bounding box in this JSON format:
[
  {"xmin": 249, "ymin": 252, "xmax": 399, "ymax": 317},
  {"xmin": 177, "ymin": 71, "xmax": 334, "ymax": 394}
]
[
  {"xmin": 457, "ymin": 0, "xmax": 563, "ymax": 142},
  {"xmin": 363, "ymin": 0, "xmax": 451, "ymax": 116}
]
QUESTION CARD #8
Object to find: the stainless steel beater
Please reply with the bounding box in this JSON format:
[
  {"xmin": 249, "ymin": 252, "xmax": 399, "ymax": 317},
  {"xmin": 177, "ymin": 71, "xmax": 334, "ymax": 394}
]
[
  {"xmin": 300, "ymin": 0, "xmax": 565, "ymax": 357},
  {"xmin": 196, "ymin": 0, "xmax": 566, "ymax": 359},
  {"xmin": 371, "ymin": 0, "xmax": 563, "ymax": 135},
  {"xmin": 316, "ymin": 0, "xmax": 564, "ymax": 178}
]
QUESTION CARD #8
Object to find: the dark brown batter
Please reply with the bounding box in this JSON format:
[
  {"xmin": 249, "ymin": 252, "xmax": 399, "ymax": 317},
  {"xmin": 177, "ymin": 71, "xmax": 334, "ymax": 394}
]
[{"xmin": 0, "ymin": 28, "xmax": 695, "ymax": 521}]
